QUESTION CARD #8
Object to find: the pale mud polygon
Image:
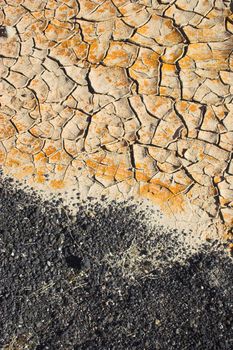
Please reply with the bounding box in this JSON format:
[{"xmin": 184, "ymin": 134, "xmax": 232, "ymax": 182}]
[{"xmin": 0, "ymin": 0, "xmax": 233, "ymax": 243}]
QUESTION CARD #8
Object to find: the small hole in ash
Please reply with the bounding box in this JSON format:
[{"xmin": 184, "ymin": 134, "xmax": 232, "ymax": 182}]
[
  {"xmin": 65, "ymin": 255, "xmax": 83, "ymax": 270},
  {"xmin": 36, "ymin": 345, "xmax": 47, "ymax": 350},
  {"xmin": 0, "ymin": 26, "xmax": 7, "ymax": 38}
]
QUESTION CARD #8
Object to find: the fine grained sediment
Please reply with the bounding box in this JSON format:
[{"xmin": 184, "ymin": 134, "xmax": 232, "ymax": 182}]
[
  {"xmin": 0, "ymin": 0, "xmax": 233, "ymax": 228},
  {"xmin": 0, "ymin": 179, "xmax": 232, "ymax": 350}
]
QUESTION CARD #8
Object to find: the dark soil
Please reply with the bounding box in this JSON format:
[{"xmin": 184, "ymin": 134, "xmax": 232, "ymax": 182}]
[{"xmin": 0, "ymin": 179, "xmax": 232, "ymax": 350}]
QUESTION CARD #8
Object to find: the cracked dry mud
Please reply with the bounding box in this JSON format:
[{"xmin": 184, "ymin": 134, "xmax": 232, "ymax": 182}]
[{"xmin": 0, "ymin": 0, "xmax": 233, "ymax": 237}]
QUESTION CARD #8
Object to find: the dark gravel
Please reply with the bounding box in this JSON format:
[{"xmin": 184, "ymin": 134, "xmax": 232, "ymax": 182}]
[{"xmin": 0, "ymin": 178, "xmax": 232, "ymax": 350}]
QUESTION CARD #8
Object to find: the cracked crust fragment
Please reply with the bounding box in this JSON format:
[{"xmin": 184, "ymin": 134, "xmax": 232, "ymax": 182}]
[{"xmin": 0, "ymin": 0, "xmax": 233, "ymax": 236}]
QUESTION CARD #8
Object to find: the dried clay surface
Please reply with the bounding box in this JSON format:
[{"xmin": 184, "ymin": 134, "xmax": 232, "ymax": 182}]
[{"xmin": 0, "ymin": 0, "xmax": 233, "ymax": 235}]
